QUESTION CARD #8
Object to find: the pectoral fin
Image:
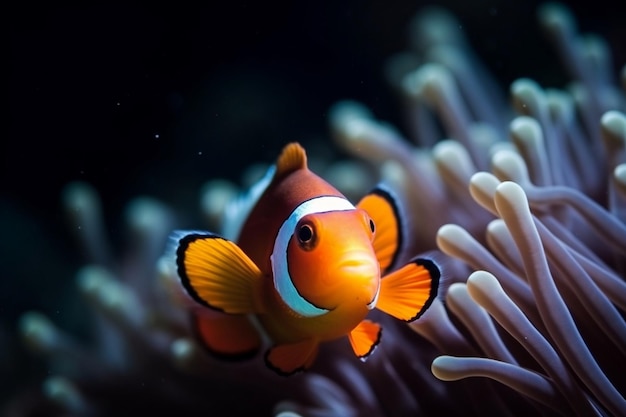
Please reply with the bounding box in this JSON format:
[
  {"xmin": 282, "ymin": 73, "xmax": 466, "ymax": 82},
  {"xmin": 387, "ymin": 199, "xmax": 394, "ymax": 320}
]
[
  {"xmin": 192, "ymin": 313, "xmax": 261, "ymax": 360},
  {"xmin": 348, "ymin": 320, "xmax": 382, "ymax": 361},
  {"xmin": 172, "ymin": 231, "xmax": 264, "ymax": 314},
  {"xmin": 357, "ymin": 186, "xmax": 404, "ymax": 274},
  {"xmin": 264, "ymin": 339, "xmax": 319, "ymax": 376},
  {"xmin": 376, "ymin": 258, "xmax": 440, "ymax": 322}
]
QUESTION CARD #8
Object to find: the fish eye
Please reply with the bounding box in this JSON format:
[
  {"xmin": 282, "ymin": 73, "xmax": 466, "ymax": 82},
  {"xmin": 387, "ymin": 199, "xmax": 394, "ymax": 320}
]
[
  {"xmin": 299, "ymin": 224, "xmax": 313, "ymax": 242},
  {"xmin": 296, "ymin": 222, "xmax": 316, "ymax": 250}
]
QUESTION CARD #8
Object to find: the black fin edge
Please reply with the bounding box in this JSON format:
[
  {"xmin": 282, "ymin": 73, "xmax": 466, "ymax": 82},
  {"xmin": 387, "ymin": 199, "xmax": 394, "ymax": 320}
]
[
  {"xmin": 356, "ymin": 324, "xmax": 383, "ymax": 362},
  {"xmin": 263, "ymin": 348, "xmax": 308, "ymax": 377},
  {"xmin": 403, "ymin": 257, "xmax": 441, "ymax": 323},
  {"xmin": 175, "ymin": 232, "xmax": 227, "ymax": 312},
  {"xmin": 369, "ymin": 185, "xmax": 404, "ymax": 273}
]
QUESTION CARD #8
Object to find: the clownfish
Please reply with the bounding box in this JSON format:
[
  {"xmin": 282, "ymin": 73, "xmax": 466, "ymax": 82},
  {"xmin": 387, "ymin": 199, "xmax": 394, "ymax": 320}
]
[{"xmin": 169, "ymin": 143, "xmax": 440, "ymax": 376}]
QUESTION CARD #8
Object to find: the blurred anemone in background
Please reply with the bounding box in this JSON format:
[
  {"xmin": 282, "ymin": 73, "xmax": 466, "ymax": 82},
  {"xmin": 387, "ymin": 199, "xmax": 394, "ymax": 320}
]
[{"xmin": 7, "ymin": 2, "xmax": 626, "ymax": 417}]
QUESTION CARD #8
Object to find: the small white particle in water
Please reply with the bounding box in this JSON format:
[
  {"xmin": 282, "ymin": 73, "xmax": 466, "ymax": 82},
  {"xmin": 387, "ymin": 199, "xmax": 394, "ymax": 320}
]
[
  {"xmin": 116, "ymin": 102, "xmax": 121, "ymax": 106},
  {"xmin": 198, "ymin": 151, "xmax": 203, "ymax": 156},
  {"xmin": 154, "ymin": 134, "xmax": 159, "ymax": 139}
]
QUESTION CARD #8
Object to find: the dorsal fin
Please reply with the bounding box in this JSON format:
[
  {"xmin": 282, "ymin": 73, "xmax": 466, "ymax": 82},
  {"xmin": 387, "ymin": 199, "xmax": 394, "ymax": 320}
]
[{"xmin": 274, "ymin": 142, "xmax": 307, "ymax": 179}]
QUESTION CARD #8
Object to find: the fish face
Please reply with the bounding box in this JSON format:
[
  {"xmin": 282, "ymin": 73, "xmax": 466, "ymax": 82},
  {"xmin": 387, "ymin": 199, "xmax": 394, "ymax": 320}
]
[{"xmin": 286, "ymin": 209, "xmax": 381, "ymax": 311}]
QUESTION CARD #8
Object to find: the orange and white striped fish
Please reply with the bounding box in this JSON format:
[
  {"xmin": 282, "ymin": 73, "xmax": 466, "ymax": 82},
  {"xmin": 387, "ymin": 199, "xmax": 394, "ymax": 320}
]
[{"xmin": 169, "ymin": 142, "xmax": 440, "ymax": 375}]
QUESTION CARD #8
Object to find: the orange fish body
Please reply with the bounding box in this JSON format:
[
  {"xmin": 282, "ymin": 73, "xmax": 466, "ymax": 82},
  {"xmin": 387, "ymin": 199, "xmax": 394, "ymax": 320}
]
[{"xmin": 171, "ymin": 143, "xmax": 439, "ymax": 375}]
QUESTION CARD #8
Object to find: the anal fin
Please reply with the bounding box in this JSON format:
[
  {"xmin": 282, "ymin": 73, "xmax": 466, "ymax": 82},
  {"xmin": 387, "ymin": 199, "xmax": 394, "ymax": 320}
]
[
  {"xmin": 265, "ymin": 339, "xmax": 319, "ymax": 376},
  {"xmin": 193, "ymin": 313, "xmax": 261, "ymax": 360},
  {"xmin": 348, "ymin": 319, "xmax": 382, "ymax": 361},
  {"xmin": 376, "ymin": 258, "xmax": 440, "ymax": 322}
]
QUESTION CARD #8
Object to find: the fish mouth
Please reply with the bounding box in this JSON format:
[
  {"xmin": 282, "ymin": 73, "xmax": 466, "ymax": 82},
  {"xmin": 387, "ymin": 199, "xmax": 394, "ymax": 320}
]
[
  {"xmin": 340, "ymin": 262, "xmax": 378, "ymax": 275},
  {"xmin": 338, "ymin": 257, "xmax": 380, "ymax": 310},
  {"xmin": 339, "ymin": 259, "xmax": 379, "ymax": 278}
]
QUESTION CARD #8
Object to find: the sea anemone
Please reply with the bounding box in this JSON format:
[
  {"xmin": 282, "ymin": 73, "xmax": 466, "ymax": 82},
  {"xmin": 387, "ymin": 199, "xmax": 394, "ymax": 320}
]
[
  {"xmin": 8, "ymin": 2, "xmax": 625, "ymax": 417},
  {"xmin": 329, "ymin": 3, "xmax": 625, "ymax": 416}
]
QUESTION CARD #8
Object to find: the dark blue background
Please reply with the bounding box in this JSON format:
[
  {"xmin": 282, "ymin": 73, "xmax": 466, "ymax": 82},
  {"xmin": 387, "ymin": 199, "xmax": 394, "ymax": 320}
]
[{"xmin": 8, "ymin": 1, "xmax": 625, "ymax": 223}]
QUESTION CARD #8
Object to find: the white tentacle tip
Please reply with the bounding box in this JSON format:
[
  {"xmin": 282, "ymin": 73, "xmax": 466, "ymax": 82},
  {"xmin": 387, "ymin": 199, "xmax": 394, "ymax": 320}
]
[
  {"xmin": 601, "ymin": 110, "xmax": 626, "ymax": 147},
  {"xmin": 511, "ymin": 79, "xmax": 546, "ymax": 114},
  {"xmin": 437, "ymin": 223, "xmax": 468, "ymax": 244},
  {"xmin": 491, "ymin": 149, "xmax": 530, "ymax": 184},
  {"xmin": 510, "ymin": 116, "xmax": 543, "ymax": 147},
  {"xmin": 19, "ymin": 311, "xmax": 58, "ymax": 352},
  {"xmin": 537, "ymin": 3, "xmax": 576, "ymax": 35},
  {"xmin": 431, "ymin": 355, "xmax": 463, "ymax": 381},
  {"xmin": 126, "ymin": 197, "xmax": 169, "ymax": 233},
  {"xmin": 467, "ymin": 270, "xmax": 501, "ymax": 292},
  {"xmin": 494, "ymin": 181, "xmax": 530, "ymax": 216},
  {"xmin": 402, "ymin": 63, "xmax": 454, "ymax": 102},
  {"xmin": 469, "ymin": 171, "xmax": 500, "ymax": 214},
  {"xmin": 43, "ymin": 376, "xmax": 86, "ymax": 411}
]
